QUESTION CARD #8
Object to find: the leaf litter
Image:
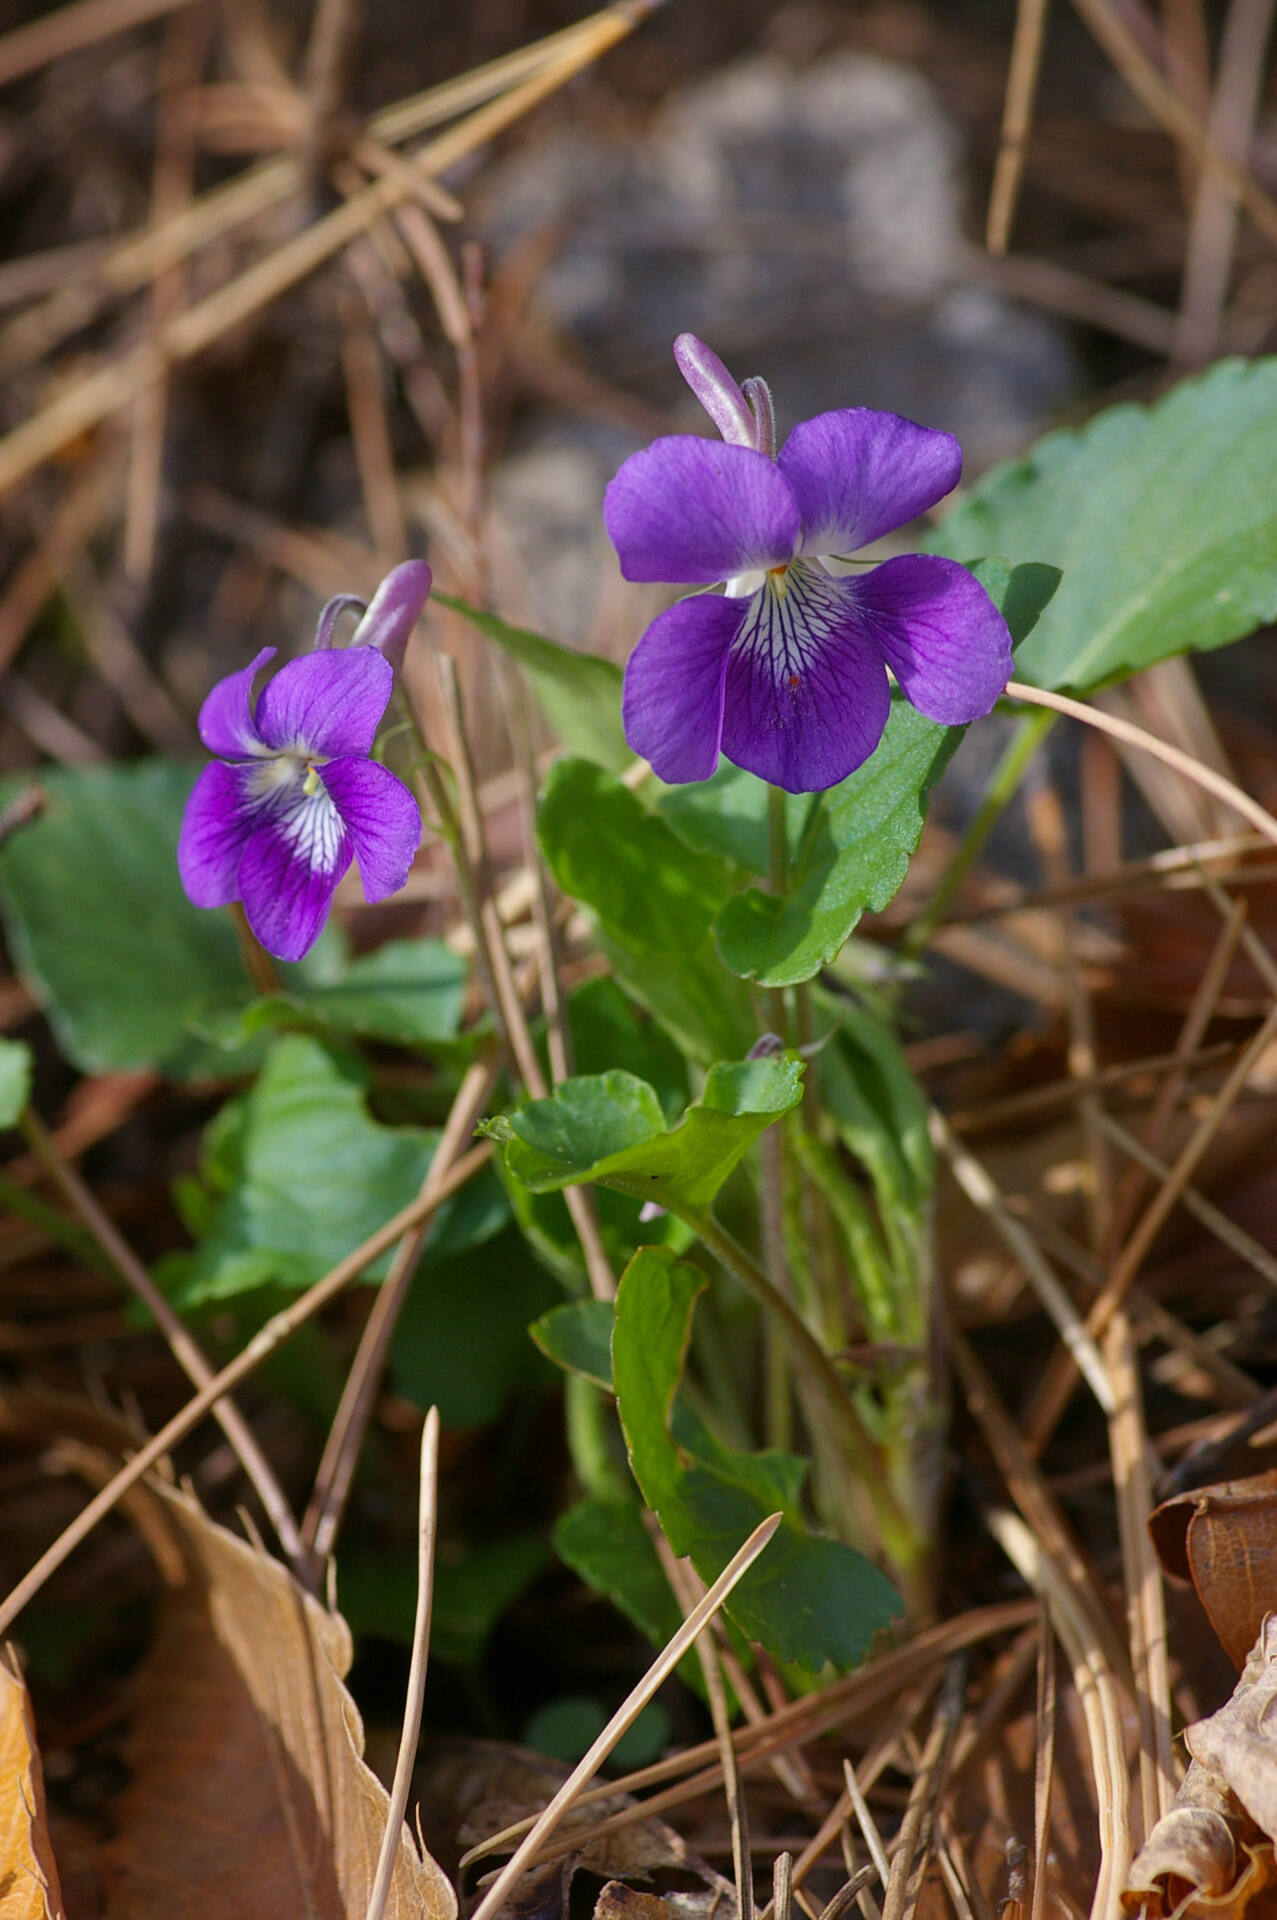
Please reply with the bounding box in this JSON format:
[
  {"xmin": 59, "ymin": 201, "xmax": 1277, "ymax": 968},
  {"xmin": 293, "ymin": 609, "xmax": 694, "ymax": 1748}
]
[{"xmin": 6, "ymin": 3, "xmax": 1277, "ymax": 1920}]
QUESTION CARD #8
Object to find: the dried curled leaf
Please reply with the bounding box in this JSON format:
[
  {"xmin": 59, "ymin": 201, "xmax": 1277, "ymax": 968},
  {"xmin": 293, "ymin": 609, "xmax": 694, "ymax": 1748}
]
[
  {"xmin": 1149, "ymin": 1474, "xmax": 1277, "ymax": 1671},
  {"xmin": 104, "ymin": 1482, "xmax": 456, "ymax": 1920},
  {"xmin": 1123, "ymin": 1621, "xmax": 1277, "ymax": 1920},
  {"xmin": 0, "ymin": 1653, "xmax": 66, "ymax": 1920},
  {"xmin": 1188, "ymin": 1618, "xmax": 1277, "ymax": 1843},
  {"xmin": 421, "ymin": 1740, "xmax": 734, "ymax": 1920}
]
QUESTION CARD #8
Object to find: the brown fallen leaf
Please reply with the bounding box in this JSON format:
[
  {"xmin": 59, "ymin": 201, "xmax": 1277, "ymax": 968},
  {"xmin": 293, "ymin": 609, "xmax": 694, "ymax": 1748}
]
[
  {"xmin": 1123, "ymin": 1622, "xmax": 1277, "ymax": 1919},
  {"xmin": 419, "ymin": 1739, "xmax": 735, "ymax": 1920},
  {"xmin": 103, "ymin": 1480, "xmax": 456, "ymax": 1920},
  {"xmin": 0, "ymin": 1652, "xmax": 66, "ymax": 1920},
  {"xmin": 1148, "ymin": 1474, "xmax": 1277, "ymax": 1671}
]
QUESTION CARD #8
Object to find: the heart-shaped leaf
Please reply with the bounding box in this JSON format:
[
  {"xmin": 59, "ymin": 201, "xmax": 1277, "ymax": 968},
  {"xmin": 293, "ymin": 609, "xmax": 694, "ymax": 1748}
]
[
  {"xmin": 482, "ymin": 1054, "xmax": 804, "ymax": 1215},
  {"xmin": 929, "ymin": 356, "xmax": 1277, "ymax": 693}
]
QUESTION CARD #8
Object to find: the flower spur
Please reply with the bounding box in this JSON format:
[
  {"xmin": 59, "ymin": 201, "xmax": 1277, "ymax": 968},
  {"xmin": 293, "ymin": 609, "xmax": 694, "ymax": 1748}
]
[{"xmin": 605, "ymin": 334, "xmax": 1013, "ymax": 794}]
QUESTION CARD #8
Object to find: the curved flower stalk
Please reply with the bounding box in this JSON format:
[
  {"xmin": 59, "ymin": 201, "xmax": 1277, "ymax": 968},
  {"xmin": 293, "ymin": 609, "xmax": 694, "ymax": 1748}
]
[
  {"xmin": 605, "ymin": 334, "xmax": 1013, "ymax": 794},
  {"xmin": 178, "ymin": 568, "xmax": 430, "ymax": 962}
]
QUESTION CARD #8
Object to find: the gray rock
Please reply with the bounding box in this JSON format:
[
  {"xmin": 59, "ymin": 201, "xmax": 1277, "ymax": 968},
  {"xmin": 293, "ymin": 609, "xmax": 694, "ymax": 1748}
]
[{"xmin": 473, "ymin": 50, "xmax": 1080, "ymax": 469}]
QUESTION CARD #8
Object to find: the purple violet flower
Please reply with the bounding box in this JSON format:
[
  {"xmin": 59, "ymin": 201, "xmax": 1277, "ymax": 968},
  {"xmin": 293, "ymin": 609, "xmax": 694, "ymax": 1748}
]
[
  {"xmin": 178, "ymin": 643, "xmax": 421, "ymax": 962},
  {"xmin": 604, "ymin": 334, "xmax": 1013, "ymax": 794}
]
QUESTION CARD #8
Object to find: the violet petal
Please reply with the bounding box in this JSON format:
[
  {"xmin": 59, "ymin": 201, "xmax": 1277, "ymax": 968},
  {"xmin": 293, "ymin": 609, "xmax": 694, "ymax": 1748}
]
[
  {"xmin": 197, "ymin": 647, "xmax": 275, "ymax": 759},
  {"xmin": 720, "ymin": 565, "xmax": 891, "ymax": 792},
  {"xmin": 672, "ymin": 333, "xmax": 756, "ymax": 446},
  {"xmin": 350, "ymin": 560, "xmax": 433, "ymax": 670},
  {"xmin": 237, "ymin": 784, "xmax": 352, "ymax": 962},
  {"xmin": 255, "ymin": 646, "xmax": 394, "ymax": 759},
  {"xmin": 177, "ymin": 761, "xmax": 257, "ymax": 907},
  {"xmin": 850, "ymin": 554, "xmax": 1014, "ymax": 725},
  {"xmin": 319, "ymin": 756, "xmax": 421, "ymax": 901},
  {"xmin": 622, "ymin": 592, "xmax": 744, "ymax": 783},
  {"xmin": 604, "ymin": 436, "xmax": 800, "ymax": 585},
  {"xmin": 777, "ymin": 409, "xmax": 962, "ymax": 557}
]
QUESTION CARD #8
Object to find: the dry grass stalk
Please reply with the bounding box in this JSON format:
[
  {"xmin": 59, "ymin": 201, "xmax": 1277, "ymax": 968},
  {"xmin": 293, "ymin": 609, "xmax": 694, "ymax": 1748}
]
[
  {"xmin": 986, "ymin": 0, "xmax": 1052, "ymax": 253},
  {"xmin": 0, "ymin": 5, "xmax": 608, "ymax": 371},
  {"xmin": 1094, "ymin": 1108, "xmax": 1277, "ymax": 1297},
  {"xmin": 464, "ymin": 1602, "xmax": 1036, "ymax": 1869},
  {"xmin": 17, "ymin": 1106, "xmax": 306, "ymax": 1572},
  {"xmin": 124, "ymin": 2, "xmax": 209, "ymax": 586},
  {"xmin": 1026, "ymin": 994, "xmax": 1277, "ymax": 1449},
  {"xmin": 1174, "ymin": 0, "xmax": 1277, "ymax": 363},
  {"xmin": 1104, "ymin": 1310, "xmax": 1178, "ymax": 1839},
  {"xmin": 946, "ymin": 832, "xmax": 1267, "ymax": 924},
  {"xmin": 1029, "ymin": 1612, "xmax": 1056, "ymax": 1920},
  {"xmin": 301, "ymin": 1055, "xmax": 499, "ymax": 1567},
  {"xmin": 1004, "ymin": 683, "xmax": 1277, "ymax": 851},
  {"xmin": 466, "ymin": 1514, "xmax": 784, "ymax": 1920},
  {"xmin": 1067, "ymin": 0, "xmax": 1277, "ymax": 246},
  {"xmin": 985, "ymin": 1510, "xmax": 1131, "ymax": 1920},
  {"xmin": 1104, "ymin": 896, "xmax": 1248, "ymax": 1253},
  {"xmin": 0, "ymin": 0, "xmax": 193, "ymax": 87},
  {"xmin": 0, "ymin": 1, "xmax": 650, "ymax": 502},
  {"xmin": 0, "ymin": 450, "xmax": 121, "ymax": 678},
  {"xmin": 949, "ymin": 1040, "xmax": 1234, "ymax": 1136},
  {"xmin": 365, "ymin": 1407, "xmax": 441, "ymax": 1920},
  {"xmin": 655, "ymin": 1538, "xmax": 755, "ymax": 1920},
  {"xmin": 951, "ymin": 1332, "xmax": 1130, "ymax": 1686},
  {"xmin": 0, "ymin": 1138, "xmax": 491, "ymax": 1636},
  {"xmin": 340, "ymin": 292, "xmax": 408, "ymax": 560},
  {"xmin": 881, "ymin": 1659, "xmax": 966, "ymax": 1920},
  {"xmin": 931, "ymin": 1108, "xmax": 1114, "ymax": 1416}
]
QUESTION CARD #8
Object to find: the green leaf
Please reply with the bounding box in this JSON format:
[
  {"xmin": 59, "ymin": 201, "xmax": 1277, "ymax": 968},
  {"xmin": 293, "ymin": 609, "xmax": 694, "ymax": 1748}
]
[
  {"xmin": 566, "ymin": 976, "xmax": 688, "ymax": 1124},
  {"xmin": 659, "ymin": 767, "xmax": 811, "ymax": 877},
  {"xmin": 391, "ymin": 1225, "xmax": 557, "ymax": 1426},
  {"xmin": 612, "ymin": 1249, "xmax": 901, "ymax": 1669},
  {"xmin": 712, "ymin": 699, "xmax": 960, "ymax": 987},
  {"xmin": 0, "ymin": 761, "xmax": 262, "ymax": 1075},
  {"xmin": 434, "ymin": 592, "xmax": 630, "ymax": 772},
  {"xmin": 553, "ymin": 1497, "xmax": 685, "ymax": 1653},
  {"xmin": 710, "ymin": 560, "xmax": 1059, "ymax": 988},
  {"xmin": 0, "ymin": 759, "xmax": 438, "ymax": 1078},
  {"xmin": 538, "ymin": 758, "xmax": 755, "ymax": 1063},
  {"xmin": 930, "ymin": 357, "xmax": 1277, "ymax": 692},
  {"xmin": 257, "ymin": 939, "xmax": 469, "ymax": 1050},
  {"xmin": 484, "ymin": 1054, "xmax": 805, "ymax": 1215},
  {"xmin": 340, "ymin": 1532, "xmax": 550, "ymax": 1665},
  {"xmin": 0, "ymin": 1038, "xmax": 32, "ymax": 1127},
  {"xmin": 530, "ymin": 1299, "xmax": 615, "ymax": 1390},
  {"xmin": 171, "ymin": 1034, "xmax": 504, "ymax": 1306}
]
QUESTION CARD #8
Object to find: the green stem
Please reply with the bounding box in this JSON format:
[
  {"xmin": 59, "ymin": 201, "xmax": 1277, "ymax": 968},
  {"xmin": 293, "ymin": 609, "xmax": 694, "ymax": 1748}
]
[
  {"xmin": 683, "ymin": 1206, "xmax": 920, "ymax": 1574},
  {"xmin": 564, "ymin": 1373, "xmax": 630, "ymax": 1502},
  {"xmin": 767, "ymin": 782, "xmax": 789, "ymax": 897},
  {"xmin": 901, "ymin": 705, "xmax": 1056, "ymax": 962}
]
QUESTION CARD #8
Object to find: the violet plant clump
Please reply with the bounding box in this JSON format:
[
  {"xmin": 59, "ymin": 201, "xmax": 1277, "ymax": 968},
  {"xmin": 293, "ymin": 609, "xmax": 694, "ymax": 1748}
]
[
  {"xmin": 605, "ymin": 334, "xmax": 1013, "ymax": 793},
  {"xmin": 177, "ymin": 563, "xmax": 431, "ymax": 962}
]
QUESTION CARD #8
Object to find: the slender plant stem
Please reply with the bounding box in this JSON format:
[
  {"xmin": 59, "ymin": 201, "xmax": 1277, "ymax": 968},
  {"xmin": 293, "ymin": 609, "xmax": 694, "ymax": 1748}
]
[
  {"xmin": 767, "ymin": 782, "xmax": 789, "ymax": 897},
  {"xmin": 565, "ymin": 1373, "xmax": 630, "ymax": 1502},
  {"xmin": 901, "ymin": 706, "xmax": 1055, "ymax": 960},
  {"xmin": 761, "ymin": 781, "xmax": 795, "ymax": 1449},
  {"xmin": 686, "ymin": 1207, "xmax": 918, "ymax": 1570}
]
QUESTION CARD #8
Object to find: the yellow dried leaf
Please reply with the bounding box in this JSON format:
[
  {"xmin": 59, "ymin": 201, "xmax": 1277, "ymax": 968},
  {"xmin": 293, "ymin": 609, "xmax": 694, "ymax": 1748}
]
[{"xmin": 0, "ymin": 1654, "xmax": 66, "ymax": 1920}]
